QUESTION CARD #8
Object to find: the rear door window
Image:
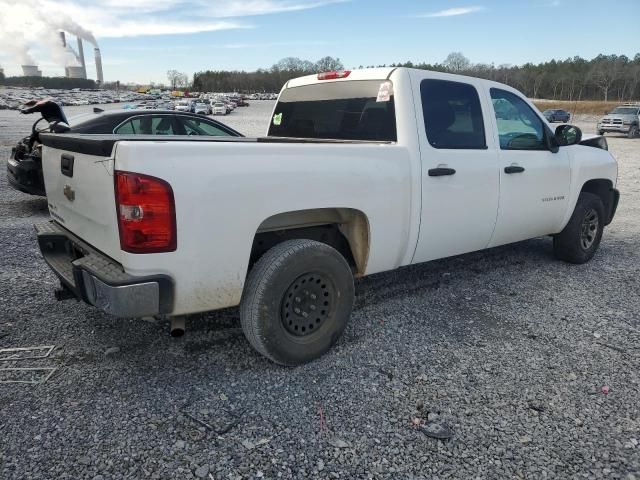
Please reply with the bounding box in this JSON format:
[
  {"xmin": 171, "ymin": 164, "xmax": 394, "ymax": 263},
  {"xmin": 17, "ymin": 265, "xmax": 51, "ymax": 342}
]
[
  {"xmin": 268, "ymin": 80, "xmax": 397, "ymax": 141},
  {"xmin": 420, "ymin": 79, "xmax": 486, "ymax": 149}
]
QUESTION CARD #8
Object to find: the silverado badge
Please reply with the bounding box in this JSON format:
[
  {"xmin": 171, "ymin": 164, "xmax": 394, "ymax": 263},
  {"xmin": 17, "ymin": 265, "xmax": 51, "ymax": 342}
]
[{"xmin": 63, "ymin": 184, "xmax": 75, "ymax": 201}]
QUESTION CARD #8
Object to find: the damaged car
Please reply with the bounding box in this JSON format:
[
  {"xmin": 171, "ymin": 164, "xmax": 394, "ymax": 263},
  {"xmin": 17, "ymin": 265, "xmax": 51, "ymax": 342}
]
[{"xmin": 7, "ymin": 100, "xmax": 243, "ymax": 197}]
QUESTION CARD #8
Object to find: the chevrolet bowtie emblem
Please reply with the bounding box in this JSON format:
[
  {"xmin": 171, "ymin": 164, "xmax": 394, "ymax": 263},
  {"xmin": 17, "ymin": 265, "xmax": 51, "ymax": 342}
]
[{"xmin": 63, "ymin": 184, "xmax": 75, "ymax": 201}]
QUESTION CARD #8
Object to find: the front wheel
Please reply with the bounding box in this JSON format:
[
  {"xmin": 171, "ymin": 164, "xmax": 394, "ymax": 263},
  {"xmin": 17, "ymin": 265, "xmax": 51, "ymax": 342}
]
[
  {"xmin": 553, "ymin": 192, "xmax": 605, "ymax": 264},
  {"xmin": 240, "ymin": 239, "xmax": 354, "ymax": 365},
  {"xmin": 628, "ymin": 125, "xmax": 639, "ymax": 139}
]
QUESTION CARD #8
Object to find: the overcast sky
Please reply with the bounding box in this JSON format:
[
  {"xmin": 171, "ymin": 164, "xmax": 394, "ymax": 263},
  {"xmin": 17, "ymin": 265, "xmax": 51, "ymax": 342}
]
[{"xmin": 0, "ymin": 0, "xmax": 638, "ymax": 84}]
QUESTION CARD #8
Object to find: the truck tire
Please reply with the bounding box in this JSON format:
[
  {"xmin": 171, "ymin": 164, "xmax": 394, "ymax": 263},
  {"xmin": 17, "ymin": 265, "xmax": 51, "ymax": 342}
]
[
  {"xmin": 553, "ymin": 192, "xmax": 605, "ymax": 264},
  {"xmin": 598, "ymin": 130, "xmax": 605, "ymax": 136},
  {"xmin": 240, "ymin": 239, "xmax": 354, "ymax": 366},
  {"xmin": 628, "ymin": 125, "xmax": 639, "ymax": 139}
]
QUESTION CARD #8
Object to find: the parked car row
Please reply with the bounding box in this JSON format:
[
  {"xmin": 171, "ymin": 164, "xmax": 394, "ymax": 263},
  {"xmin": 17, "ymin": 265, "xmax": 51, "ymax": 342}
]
[
  {"xmin": 0, "ymin": 86, "xmax": 153, "ymax": 110},
  {"xmin": 0, "ymin": 87, "xmax": 275, "ymax": 112},
  {"xmin": 247, "ymin": 92, "xmax": 279, "ymax": 100},
  {"xmin": 164, "ymin": 95, "xmax": 251, "ymax": 116}
]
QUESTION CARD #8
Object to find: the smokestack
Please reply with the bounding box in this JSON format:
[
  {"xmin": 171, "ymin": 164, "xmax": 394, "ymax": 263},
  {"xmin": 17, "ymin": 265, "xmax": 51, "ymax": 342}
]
[
  {"xmin": 22, "ymin": 65, "xmax": 42, "ymax": 77},
  {"xmin": 94, "ymin": 47, "xmax": 103, "ymax": 85},
  {"xmin": 59, "ymin": 31, "xmax": 70, "ymax": 77},
  {"xmin": 76, "ymin": 37, "xmax": 87, "ymax": 79}
]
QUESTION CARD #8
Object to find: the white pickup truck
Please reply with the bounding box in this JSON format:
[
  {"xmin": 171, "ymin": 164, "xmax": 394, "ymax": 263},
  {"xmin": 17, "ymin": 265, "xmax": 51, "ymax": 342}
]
[{"xmin": 35, "ymin": 68, "xmax": 619, "ymax": 365}]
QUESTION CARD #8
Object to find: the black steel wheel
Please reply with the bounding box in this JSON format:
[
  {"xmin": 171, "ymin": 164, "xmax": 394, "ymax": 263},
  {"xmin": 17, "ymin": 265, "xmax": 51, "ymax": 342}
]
[
  {"xmin": 240, "ymin": 239, "xmax": 354, "ymax": 365},
  {"xmin": 281, "ymin": 272, "xmax": 336, "ymax": 337}
]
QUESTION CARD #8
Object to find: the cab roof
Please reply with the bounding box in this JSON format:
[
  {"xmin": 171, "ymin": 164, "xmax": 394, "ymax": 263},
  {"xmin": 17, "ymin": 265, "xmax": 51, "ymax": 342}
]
[{"xmin": 285, "ymin": 67, "xmax": 397, "ymax": 89}]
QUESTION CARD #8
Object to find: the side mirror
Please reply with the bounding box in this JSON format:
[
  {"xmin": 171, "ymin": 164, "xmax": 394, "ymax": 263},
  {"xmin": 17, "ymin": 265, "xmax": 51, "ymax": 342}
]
[{"xmin": 555, "ymin": 124, "xmax": 582, "ymax": 147}]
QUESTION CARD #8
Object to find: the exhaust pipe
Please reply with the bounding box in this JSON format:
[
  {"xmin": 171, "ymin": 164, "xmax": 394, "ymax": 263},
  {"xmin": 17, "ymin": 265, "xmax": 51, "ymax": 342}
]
[{"xmin": 170, "ymin": 316, "xmax": 186, "ymax": 337}]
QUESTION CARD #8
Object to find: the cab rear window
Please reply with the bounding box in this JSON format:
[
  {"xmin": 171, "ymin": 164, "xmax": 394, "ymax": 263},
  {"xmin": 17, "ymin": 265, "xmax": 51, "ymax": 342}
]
[{"xmin": 268, "ymin": 80, "xmax": 397, "ymax": 141}]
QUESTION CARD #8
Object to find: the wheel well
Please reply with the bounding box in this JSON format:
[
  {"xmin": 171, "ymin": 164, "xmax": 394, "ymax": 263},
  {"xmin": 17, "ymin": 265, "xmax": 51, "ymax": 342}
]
[
  {"xmin": 581, "ymin": 179, "xmax": 614, "ymax": 223},
  {"xmin": 249, "ymin": 208, "xmax": 370, "ymax": 276}
]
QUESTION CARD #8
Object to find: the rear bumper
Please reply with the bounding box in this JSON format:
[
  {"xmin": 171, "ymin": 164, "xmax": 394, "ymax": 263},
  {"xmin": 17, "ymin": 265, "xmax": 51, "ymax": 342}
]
[
  {"xmin": 35, "ymin": 221, "xmax": 174, "ymax": 318},
  {"xmin": 7, "ymin": 156, "xmax": 46, "ymax": 196}
]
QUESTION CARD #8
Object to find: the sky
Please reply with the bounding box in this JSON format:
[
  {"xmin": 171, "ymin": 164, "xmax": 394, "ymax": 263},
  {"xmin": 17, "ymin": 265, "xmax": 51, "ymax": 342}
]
[{"xmin": 0, "ymin": 0, "xmax": 638, "ymax": 84}]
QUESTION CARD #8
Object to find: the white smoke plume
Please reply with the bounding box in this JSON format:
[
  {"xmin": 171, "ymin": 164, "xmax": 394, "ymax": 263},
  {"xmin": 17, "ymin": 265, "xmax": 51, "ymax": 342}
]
[
  {"xmin": 0, "ymin": 0, "xmax": 97, "ymax": 73},
  {"xmin": 41, "ymin": 13, "xmax": 98, "ymax": 47},
  {"xmin": 0, "ymin": 2, "xmax": 36, "ymax": 66},
  {"xmin": 22, "ymin": 0, "xmax": 98, "ymax": 47},
  {"xmin": 0, "ymin": 29, "xmax": 36, "ymax": 65}
]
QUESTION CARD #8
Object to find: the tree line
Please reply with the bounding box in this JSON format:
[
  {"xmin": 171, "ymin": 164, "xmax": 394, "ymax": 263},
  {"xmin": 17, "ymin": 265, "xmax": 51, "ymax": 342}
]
[
  {"xmin": 192, "ymin": 56, "xmax": 344, "ymax": 93},
  {"xmin": 192, "ymin": 53, "xmax": 640, "ymax": 101},
  {"xmin": 0, "ymin": 74, "xmax": 97, "ymax": 90}
]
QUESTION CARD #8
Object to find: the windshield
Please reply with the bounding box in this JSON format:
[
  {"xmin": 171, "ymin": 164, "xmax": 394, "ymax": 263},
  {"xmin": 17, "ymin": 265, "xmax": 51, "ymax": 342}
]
[
  {"xmin": 268, "ymin": 80, "xmax": 397, "ymax": 141},
  {"xmin": 610, "ymin": 107, "xmax": 638, "ymax": 115}
]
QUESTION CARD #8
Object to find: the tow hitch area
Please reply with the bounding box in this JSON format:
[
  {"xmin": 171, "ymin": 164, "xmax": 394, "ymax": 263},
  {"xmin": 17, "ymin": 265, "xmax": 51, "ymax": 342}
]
[{"xmin": 54, "ymin": 283, "xmax": 77, "ymax": 301}]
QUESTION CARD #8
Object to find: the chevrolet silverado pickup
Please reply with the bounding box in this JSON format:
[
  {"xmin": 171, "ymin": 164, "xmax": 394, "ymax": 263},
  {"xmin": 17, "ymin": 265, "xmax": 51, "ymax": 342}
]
[{"xmin": 35, "ymin": 68, "xmax": 619, "ymax": 365}]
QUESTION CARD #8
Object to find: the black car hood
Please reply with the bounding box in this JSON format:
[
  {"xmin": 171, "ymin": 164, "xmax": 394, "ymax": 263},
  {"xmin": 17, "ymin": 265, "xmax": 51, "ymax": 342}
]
[{"xmin": 21, "ymin": 99, "xmax": 69, "ymax": 125}]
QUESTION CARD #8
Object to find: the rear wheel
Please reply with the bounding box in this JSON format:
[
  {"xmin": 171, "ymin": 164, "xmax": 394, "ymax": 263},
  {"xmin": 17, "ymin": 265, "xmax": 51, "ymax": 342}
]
[
  {"xmin": 240, "ymin": 239, "xmax": 354, "ymax": 365},
  {"xmin": 553, "ymin": 192, "xmax": 605, "ymax": 264}
]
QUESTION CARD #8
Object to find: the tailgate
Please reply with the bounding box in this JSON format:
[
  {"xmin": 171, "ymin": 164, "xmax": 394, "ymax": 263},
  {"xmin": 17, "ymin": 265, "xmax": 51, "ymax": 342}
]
[{"xmin": 40, "ymin": 134, "xmax": 122, "ymax": 261}]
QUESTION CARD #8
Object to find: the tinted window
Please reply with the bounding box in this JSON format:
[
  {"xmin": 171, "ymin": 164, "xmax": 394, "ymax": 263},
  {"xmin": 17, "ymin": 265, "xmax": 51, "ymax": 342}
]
[
  {"xmin": 420, "ymin": 79, "xmax": 486, "ymax": 149},
  {"xmin": 268, "ymin": 80, "xmax": 397, "ymax": 141},
  {"xmin": 490, "ymin": 88, "xmax": 546, "ymax": 150},
  {"xmin": 180, "ymin": 117, "xmax": 230, "ymax": 136},
  {"xmin": 114, "ymin": 115, "xmax": 176, "ymax": 135}
]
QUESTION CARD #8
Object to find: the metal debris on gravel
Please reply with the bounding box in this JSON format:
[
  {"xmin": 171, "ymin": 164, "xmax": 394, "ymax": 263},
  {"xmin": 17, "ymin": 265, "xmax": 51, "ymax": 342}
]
[{"xmin": 0, "ymin": 345, "xmax": 55, "ymax": 361}]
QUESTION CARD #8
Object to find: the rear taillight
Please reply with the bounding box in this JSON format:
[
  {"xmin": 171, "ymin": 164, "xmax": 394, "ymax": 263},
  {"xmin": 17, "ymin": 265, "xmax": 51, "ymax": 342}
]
[
  {"xmin": 317, "ymin": 70, "xmax": 351, "ymax": 80},
  {"xmin": 114, "ymin": 171, "xmax": 176, "ymax": 253}
]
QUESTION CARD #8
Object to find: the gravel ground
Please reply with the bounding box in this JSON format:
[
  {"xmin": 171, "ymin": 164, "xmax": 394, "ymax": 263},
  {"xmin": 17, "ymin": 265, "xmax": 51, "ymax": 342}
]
[{"xmin": 0, "ymin": 101, "xmax": 639, "ymax": 479}]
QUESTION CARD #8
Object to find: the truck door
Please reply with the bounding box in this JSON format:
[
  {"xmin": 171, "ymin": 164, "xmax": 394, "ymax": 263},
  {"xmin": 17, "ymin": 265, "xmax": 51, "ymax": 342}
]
[
  {"xmin": 486, "ymin": 88, "xmax": 571, "ymax": 247},
  {"xmin": 412, "ymin": 76, "xmax": 500, "ymax": 263}
]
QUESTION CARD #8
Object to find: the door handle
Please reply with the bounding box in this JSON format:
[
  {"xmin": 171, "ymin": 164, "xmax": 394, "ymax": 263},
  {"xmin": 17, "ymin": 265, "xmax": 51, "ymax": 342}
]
[
  {"xmin": 504, "ymin": 165, "xmax": 525, "ymax": 174},
  {"xmin": 428, "ymin": 167, "xmax": 456, "ymax": 177}
]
